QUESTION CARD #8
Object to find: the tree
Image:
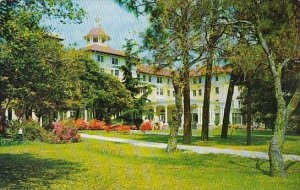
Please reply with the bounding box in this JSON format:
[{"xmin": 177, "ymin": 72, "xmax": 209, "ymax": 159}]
[
  {"xmin": 0, "ymin": 0, "xmax": 85, "ymax": 128},
  {"xmin": 120, "ymin": 39, "xmax": 152, "ymax": 127},
  {"xmin": 229, "ymin": 0, "xmax": 300, "ymax": 177}
]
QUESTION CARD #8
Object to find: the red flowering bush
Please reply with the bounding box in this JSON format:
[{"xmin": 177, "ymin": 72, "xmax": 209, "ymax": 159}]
[
  {"xmin": 89, "ymin": 119, "xmax": 106, "ymax": 130},
  {"xmin": 104, "ymin": 125, "xmax": 114, "ymax": 132},
  {"xmin": 117, "ymin": 125, "xmax": 131, "ymax": 134},
  {"xmin": 75, "ymin": 119, "xmax": 89, "ymax": 130},
  {"xmin": 140, "ymin": 122, "xmax": 152, "ymax": 133},
  {"xmin": 52, "ymin": 121, "xmax": 80, "ymax": 143}
]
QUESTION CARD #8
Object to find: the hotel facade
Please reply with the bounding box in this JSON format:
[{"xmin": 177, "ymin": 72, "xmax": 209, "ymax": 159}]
[{"xmin": 83, "ymin": 25, "xmax": 243, "ymax": 128}]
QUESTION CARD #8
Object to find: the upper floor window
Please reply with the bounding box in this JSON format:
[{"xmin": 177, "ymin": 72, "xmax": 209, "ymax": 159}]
[
  {"xmin": 112, "ymin": 57, "xmax": 119, "ymax": 65},
  {"xmin": 97, "ymin": 55, "xmax": 104, "ymax": 62},
  {"xmin": 199, "ymin": 89, "xmax": 202, "ymax": 96},
  {"xmin": 115, "ymin": 69, "xmax": 119, "ymax": 77},
  {"xmin": 199, "ymin": 77, "xmax": 202, "ymax": 84},
  {"xmin": 193, "ymin": 90, "xmax": 196, "ymax": 96},
  {"xmin": 157, "ymin": 77, "xmax": 163, "ymax": 83},
  {"xmin": 149, "ymin": 76, "xmax": 152, "ymax": 82},
  {"xmin": 142, "ymin": 75, "xmax": 146, "ymax": 81},
  {"xmin": 216, "ymin": 87, "xmax": 219, "ymax": 94},
  {"xmin": 137, "ymin": 74, "xmax": 140, "ymax": 81},
  {"xmin": 93, "ymin": 36, "xmax": 98, "ymax": 43},
  {"xmin": 156, "ymin": 88, "xmax": 164, "ymax": 96},
  {"xmin": 193, "ymin": 78, "xmax": 197, "ymax": 84},
  {"xmin": 216, "ymin": 75, "xmax": 219, "ymax": 81}
]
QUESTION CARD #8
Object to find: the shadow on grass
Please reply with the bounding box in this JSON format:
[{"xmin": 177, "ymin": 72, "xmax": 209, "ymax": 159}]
[{"xmin": 0, "ymin": 153, "xmax": 83, "ymax": 189}]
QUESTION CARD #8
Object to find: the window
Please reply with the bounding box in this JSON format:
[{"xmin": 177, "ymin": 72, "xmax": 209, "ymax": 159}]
[
  {"xmin": 97, "ymin": 55, "xmax": 104, "ymax": 62},
  {"xmin": 156, "ymin": 88, "xmax": 163, "ymax": 95},
  {"xmin": 111, "ymin": 69, "xmax": 114, "ymax": 75},
  {"xmin": 160, "ymin": 89, "xmax": 163, "ymax": 95},
  {"xmin": 112, "ymin": 57, "xmax": 119, "ymax": 65},
  {"xmin": 143, "ymin": 75, "xmax": 146, "ymax": 81},
  {"xmin": 199, "ymin": 77, "xmax": 202, "ymax": 84},
  {"xmin": 157, "ymin": 77, "xmax": 163, "ymax": 83},
  {"xmin": 167, "ymin": 90, "xmax": 170, "ymax": 96},
  {"xmin": 199, "ymin": 89, "xmax": 202, "ymax": 96},
  {"xmin": 167, "ymin": 78, "xmax": 170, "ymax": 84},
  {"xmin": 232, "ymin": 113, "xmax": 242, "ymax": 124},
  {"xmin": 193, "ymin": 78, "xmax": 197, "ymax": 84},
  {"xmin": 216, "ymin": 87, "xmax": 219, "ymax": 94},
  {"xmin": 99, "ymin": 67, "xmax": 104, "ymax": 73},
  {"xmin": 137, "ymin": 74, "xmax": 140, "ymax": 80},
  {"xmin": 216, "ymin": 75, "xmax": 219, "ymax": 81},
  {"xmin": 93, "ymin": 36, "xmax": 98, "ymax": 42},
  {"xmin": 193, "ymin": 90, "xmax": 196, "ymax": 96},
  {"xmin": 115, "ymin": 69, "xmax": 119, "ymax": 77},
  {"xmin": 149, "ymin": 76, "xmax": 152, "ymax": 82}
]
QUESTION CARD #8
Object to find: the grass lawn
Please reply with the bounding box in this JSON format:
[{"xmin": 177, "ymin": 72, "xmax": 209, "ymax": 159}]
[
  {"xmin": 0, "ymin": 139, "xmax": 299, "ymax": 190},
  {"xmin": 82, "ymin": 128, "xmax": 300, "ymax": 155}
]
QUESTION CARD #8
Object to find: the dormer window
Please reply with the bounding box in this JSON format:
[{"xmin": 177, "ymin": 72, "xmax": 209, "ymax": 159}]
[{"xmin": 93, "ymin": 36, "xmax": 98, "ymax": 42}]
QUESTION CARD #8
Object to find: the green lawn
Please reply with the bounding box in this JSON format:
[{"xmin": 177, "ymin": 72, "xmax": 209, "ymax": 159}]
[
  {"xmin": 0, "ymin": 139, "xmax": 299, "ymax": 190},
  {"xmin": 82, "ymin": 128, "xmax": 300, "ymax": 155}
]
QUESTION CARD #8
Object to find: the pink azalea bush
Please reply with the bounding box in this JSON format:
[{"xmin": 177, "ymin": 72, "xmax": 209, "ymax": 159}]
[{"xmin": 52, "ymin": 120, "xmax": 80, "ymax": 143}]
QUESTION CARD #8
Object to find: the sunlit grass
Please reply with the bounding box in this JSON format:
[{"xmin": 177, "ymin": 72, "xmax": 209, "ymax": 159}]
[
  {"xmin": 0, "ymin": 139, "xmax": 299, "ymax": 189},
  {"xmin": 82, "ymin": 128, "xmax": 300, "ymax": 155}
]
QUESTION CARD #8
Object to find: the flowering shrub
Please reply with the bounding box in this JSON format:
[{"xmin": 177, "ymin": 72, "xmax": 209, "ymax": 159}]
[
  {"xmin": 104, "ymin": 125, "xmax": 114, "ymax": 132},
  {"xmin": 75, "ymin": 119, "xmax": 89, "ymax": 130},
  {"xmin": 89, "ymin": 119, "xmax": 106, "ymax": 130},
  {"xmin": 140, "ymin": 122, "xmax": 152, "ymax": 133},
  {"xmin": 9, "ymin": 120, "xmax": 51, "ymax": 142},
  {"xmin": 117, "ymin": 125, "xmax": 131, "ymax": 134},
  {"xmin": 52, "ymin": 121, "xmax": 80, "ymax": 143}
]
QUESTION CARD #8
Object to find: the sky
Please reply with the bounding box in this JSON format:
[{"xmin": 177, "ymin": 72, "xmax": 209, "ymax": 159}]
[{"xmin": 43, "ymin": 0, "xmax": 149, "ymax": 51}]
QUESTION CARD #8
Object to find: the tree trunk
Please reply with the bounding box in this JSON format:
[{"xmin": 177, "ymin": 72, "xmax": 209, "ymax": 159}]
[
  {"xmin": 0, "ymin": 108, "xmax": 6, "ymax": 135},
  {"xmin": 246, "ymin": 80, "xmax": 252, "ymax": 145},
  {"xmin": 183, "ymin": 68, "xmax": 191, "ymax": 144},
  {"xmin": 182, "ymin": 2, "xmax": 192, "ymax": 145},
  {"xmin": 166, "ymin": 80, "xmax": 183, "ymax": 152},
  {"xmin": 201, "ymin": 54, "xmax": 213, "ymax": 141},
  {"xmin": 75, "ymin": 108, "xmax": 80, "ymax": 120},
  {"xmin": 221, "ymin": 74, "xmax": 235, "ymax": 139},
  {"xmin": 258, "ymin": 31, "xmax": 286, "ymax": 177}
]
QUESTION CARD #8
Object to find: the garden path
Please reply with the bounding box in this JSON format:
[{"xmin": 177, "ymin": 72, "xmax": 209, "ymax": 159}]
[{"xmin": 80, "ymin": 133, "xmax": 300, "ymax": 162}]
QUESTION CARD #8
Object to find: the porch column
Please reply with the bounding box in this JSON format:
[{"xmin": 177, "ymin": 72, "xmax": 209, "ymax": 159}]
[
  {"xmin": 39, "ymin": 117, "xmax": 43, "ymax": 127},
  {"xmin": 5, "ymin": 109, "xmax": 8, "ymax": 119},
  {"xmin": 209, "ymin": 107, "xmax": 214, "ymax": 125},
  {"xmin": 57, "ymin": 111, "xmax": 61, "ymax": 121},
  {"xmin": 197, "ymin": 106, "xmax": 201, "ymax": 125},
  {"xmin": 229, "ymin": 111, "xmax": 233, "ymax": 124},
  {"xmin": 220, "ymin": 106, "xmax": 224, "ymax": 125},
  {"xmin": 66, "ymin": 111, "xmax": 71, "ymax": 118},
  {"xmin": 180, "ymin": 114, "xmax": 184, "ymax": 129},
  {"xmin": 12, "ymin": 109, "xmax": 17, "ymax": 120},
  {"xmin": 153, "ymin": 106, "xmax": 157, "ymax": 117},
  {"xmin": 32, "ymin": 110, "xmax": 38, "ymax": 122},
  {"xmin": 164, "ymin": 105, "xmax": 168, "ymax": 125},
  {"xmin": 84, "ymin": 109, "xmax": 88, "ymax": 121}
]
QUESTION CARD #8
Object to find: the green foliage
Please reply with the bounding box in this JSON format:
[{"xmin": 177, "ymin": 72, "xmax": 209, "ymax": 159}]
[
  {"xmin": 9, "ymin": 120, "xmax": 52, "ymax": 142},
  {"xmin": 120, "ymin": 39, "xmax": 152, "ymax": 126}
]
